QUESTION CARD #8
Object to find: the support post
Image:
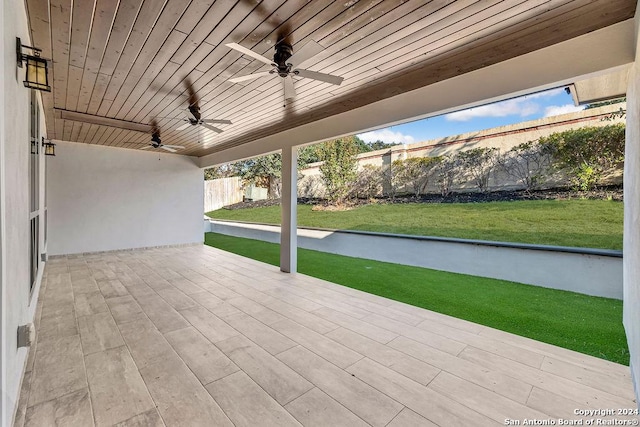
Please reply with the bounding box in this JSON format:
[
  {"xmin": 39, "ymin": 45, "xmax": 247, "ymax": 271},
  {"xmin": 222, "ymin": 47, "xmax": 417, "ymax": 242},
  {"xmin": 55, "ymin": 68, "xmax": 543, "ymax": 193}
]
[{"xmin": 280, "ymin": 146, "xmax": 297, "ymax": 273}]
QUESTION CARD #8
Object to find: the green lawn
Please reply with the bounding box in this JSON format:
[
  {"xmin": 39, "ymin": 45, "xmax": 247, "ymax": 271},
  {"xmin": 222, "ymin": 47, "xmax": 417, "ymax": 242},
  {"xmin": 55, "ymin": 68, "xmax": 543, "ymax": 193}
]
[
  {"xmin": 204, "ymin": 232, "xmax": 629, "ymax": 365},
  {"xmin": 206, "ymin": 199, "xmax": 623, "ymax": 250}
]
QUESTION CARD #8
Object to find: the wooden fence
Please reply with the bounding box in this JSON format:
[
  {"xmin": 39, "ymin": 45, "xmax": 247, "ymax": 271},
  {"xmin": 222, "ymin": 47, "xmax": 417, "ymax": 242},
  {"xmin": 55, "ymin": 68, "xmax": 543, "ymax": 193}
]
[{"xmin": 204, "ymin": 177, "xmax": 243, "ymax": 212}]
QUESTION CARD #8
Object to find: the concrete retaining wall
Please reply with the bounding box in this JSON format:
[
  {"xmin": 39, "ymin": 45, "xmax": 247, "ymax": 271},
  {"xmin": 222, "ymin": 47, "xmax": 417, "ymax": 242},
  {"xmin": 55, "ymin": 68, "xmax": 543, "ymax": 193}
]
[{"xmin": 208, "ymin": 220, "xmax": 623, "ymax": 300}]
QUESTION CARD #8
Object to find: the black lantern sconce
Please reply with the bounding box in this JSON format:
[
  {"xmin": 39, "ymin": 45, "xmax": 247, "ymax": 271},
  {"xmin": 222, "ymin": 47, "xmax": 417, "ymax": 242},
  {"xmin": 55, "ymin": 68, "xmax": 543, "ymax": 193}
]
[
  {"xmin": 42, "ymin": 138, "xmax": 56, "ymax": 156},
  {"xmin": 17, "ymin": 38, "xmax": 51, "ymax": 92},
  {"xmin": 31, "ymin": 137, "xmax": 39, "ymax": 155}
]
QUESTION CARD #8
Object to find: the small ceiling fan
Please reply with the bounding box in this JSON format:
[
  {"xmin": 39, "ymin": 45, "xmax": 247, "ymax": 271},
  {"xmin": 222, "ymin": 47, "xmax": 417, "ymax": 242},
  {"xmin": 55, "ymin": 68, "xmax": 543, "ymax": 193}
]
[
  {"xmin": 226, "ymin": 40, "xmax": 343, "ymax": 105},
  {"xmin": 139, "ymin": 121, "xmax": 183, "ymax": 153},
  {"xmin": 175, "ymin": 78, "xmax": 231, "ymax": 134}
]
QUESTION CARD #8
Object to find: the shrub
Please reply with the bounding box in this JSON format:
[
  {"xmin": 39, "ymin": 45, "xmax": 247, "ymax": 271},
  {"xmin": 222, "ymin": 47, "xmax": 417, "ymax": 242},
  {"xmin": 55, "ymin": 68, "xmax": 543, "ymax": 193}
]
[
  {"xmin": 392, "ymin": 157, "xmax": 443, "ymax": 196},
  {"xmin": 457, "ymin": 148, "xmax": 499, "ymax": 192},
  {"xmin": 435, "ymin": 155, "xmax": 463, "ymax": 197},
  {"xmin": 498, "ymin": 141, "xmax": 553, "ymax": 191},
  {"xmin": 540, "ymin": 124, "xmax": 625, "ymax": 190},
  {"xmin": 352, "ymin": 164, "xmax": 383, "ymax": 199}
]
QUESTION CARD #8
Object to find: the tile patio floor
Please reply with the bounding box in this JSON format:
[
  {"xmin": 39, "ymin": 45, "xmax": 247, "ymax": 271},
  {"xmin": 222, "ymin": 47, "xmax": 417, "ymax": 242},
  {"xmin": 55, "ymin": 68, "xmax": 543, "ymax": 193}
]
[{"xmin": 14, "ymin": 244, "xmax": 638, "ymax": 426}]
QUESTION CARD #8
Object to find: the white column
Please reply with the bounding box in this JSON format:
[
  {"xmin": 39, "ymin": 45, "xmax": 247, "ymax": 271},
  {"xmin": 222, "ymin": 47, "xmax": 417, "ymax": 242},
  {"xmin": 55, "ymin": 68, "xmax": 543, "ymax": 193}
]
[{"xmin": 280, "ymin": 146, "xmax": 297, "ymax": 273}]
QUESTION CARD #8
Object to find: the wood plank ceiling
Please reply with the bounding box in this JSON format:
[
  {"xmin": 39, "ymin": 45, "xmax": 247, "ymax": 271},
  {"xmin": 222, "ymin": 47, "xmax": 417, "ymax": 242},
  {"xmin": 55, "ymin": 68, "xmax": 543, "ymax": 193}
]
[{"xmin": 26, "ymin": 0, "xmax": 636, "ymax": 157}]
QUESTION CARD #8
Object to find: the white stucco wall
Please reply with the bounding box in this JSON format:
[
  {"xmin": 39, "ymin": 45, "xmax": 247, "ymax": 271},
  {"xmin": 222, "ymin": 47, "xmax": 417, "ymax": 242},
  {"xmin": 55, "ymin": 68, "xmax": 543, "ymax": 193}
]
[
  {"xmin": 1, "ymin": 0, "xmax": 47, "ymax": 424},
  {"xmin": 209, "ymin": 221, "xmax": 623, "ymax": 300},
  {"xmin": 624, "ymin": 14, "xmax": 640, "ymax": 404},
  {"xmin": 47, "ymin": 141, "xmax": 203, "ymax": 255}
]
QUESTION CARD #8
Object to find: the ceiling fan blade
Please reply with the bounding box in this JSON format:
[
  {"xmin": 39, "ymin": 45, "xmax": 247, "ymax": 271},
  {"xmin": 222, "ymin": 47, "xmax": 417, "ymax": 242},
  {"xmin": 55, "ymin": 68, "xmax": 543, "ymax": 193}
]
[
  {"xmin": 226, "ymin": 43, "xmax": 273, "ymax": 66},
  {"xmin": 160, "ymin": 146, "xmax": 177, "ymax": 153},
  {"xmin": 288, "ymin": 40, "xmax": 324, "ymax": 69},
  {"xmin": 176, "ymin": 121, "xmax": 191, "ymax": 131},
  {"xmin": 163, "ymin": 145, "xmax": 184, "ymax": 150},
  {"xmin": 201, "ymin": 119, "xmax": 232, "ymax": 124},
  {"xmin": 283, "ymin": 75, "xmax": 296, "ymax": 100},
  {"xmin": 229, "ymin": 72, "xmax": 272, "ymax": 83},
  {"xmin": 295, "ymin": 69, "xmax": 343, "ymax": 85},
  {"xmin": 201, "ymin": 123, "xmax": 224, "ymax": 133},
  {"xmin": 140, "ymin": 146, "xmax": 154, "ymax": 150}
]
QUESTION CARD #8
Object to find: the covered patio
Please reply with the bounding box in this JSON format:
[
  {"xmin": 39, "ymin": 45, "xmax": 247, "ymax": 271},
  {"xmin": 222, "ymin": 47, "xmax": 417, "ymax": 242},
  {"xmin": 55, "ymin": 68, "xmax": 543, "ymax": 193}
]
[
  {"xmin": 14, "ymin": 245, "xmax": 637, "ymax": 426},
  {"xmin": 3, "ymin": 0, "xmax": 640, "ymax": 425}
]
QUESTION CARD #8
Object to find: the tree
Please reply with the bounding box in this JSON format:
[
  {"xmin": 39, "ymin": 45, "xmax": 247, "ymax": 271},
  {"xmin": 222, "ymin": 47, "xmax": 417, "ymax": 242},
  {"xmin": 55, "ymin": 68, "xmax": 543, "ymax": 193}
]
[
  {"xmin": 203, "ymin": 164, "xmax": 234, "ymax": 181},
  {"xmin": 232, "ymin": 154, "xmax": 282, "ymax": 198},
  {"xmin": 457, "ymin": 148, "xmax": 499, "ymax": 192},
  {"xmin": 392, "ymin": 157, "xmax": 442, "ymax": 196},
  {"xmin": 498, "ymin": 141, "xmax": 553, "ymax": 191},
  {"xmin": 318, "ymin": 136, "xmax": 359, "ymax": 205},
  {"xmin": 540, "ymin": 124, "xmax": 625, "ymax": 190}
]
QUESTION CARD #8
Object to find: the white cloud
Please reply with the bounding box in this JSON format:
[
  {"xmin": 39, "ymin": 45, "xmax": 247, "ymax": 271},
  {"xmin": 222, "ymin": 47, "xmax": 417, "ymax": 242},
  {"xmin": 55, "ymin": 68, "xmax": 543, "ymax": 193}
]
[
  {"xmin": 544, "ymin": 104, "xmax": 584, "ymax": 117},
  {"xmin": 445, "ymin": 99, "xmax": 540, "ymax": 122},
  {"xmin": 444, "ymin": 87, "xmax": 569, "ymax": 122},
  {"xmin": 358, "ymin": 129, "xmax": 415, "ymax": 145}
]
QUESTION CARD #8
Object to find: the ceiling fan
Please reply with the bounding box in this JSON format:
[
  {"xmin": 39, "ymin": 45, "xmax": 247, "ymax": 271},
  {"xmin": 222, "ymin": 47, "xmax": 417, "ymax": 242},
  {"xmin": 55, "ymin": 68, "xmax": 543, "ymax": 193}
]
[
  {"xmin": 139, "ymin": 122, "xmax": 183, "ymax": 153},
  {"xmin": 175, "ymin": 78, "xmax": 231, "ymax": 134},
  {"xmin": 226, "ymin": 40, "xmax": 343, "ymax": 105}
]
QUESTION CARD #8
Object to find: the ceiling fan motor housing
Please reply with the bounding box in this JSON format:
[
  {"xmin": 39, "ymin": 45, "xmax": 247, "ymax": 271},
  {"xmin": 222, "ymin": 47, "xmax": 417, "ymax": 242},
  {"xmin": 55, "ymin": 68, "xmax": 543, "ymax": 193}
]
[
  {"xmin": 274, "ymin": 43, "xmax": 293, "ymax": 77},
  {"xmin": 151, "ymin": 131, "xmax": 162, "ymax": 146},
  {"xmin": 188, "ymin": 104, "xmax": 202, "ymax": 122}
]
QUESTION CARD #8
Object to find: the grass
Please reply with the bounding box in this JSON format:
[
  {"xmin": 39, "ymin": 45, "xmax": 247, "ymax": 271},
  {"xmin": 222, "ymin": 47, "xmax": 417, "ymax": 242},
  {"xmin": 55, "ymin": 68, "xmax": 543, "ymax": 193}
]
[
  {"xmin": 204, "ymin": 232, "xmax": 629, "ymax": 365},
  {"xmin": 206, "ymin": 199, "xmax": 623, "ymax": 250}
]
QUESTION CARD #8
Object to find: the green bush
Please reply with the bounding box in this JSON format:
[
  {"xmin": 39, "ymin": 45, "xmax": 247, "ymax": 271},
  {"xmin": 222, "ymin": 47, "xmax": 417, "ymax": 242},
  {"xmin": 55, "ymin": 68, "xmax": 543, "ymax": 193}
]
[{"xmin": 539, "ymin": 124, "xmax": 625, "ymax": 190}]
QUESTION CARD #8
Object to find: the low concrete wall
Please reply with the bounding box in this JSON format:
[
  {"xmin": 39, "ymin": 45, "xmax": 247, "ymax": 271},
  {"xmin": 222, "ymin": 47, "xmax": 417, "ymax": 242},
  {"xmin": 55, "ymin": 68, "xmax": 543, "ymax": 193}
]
[{"xmin": 208, "ymin": 220, "xmax": 623, "ymax": 300}]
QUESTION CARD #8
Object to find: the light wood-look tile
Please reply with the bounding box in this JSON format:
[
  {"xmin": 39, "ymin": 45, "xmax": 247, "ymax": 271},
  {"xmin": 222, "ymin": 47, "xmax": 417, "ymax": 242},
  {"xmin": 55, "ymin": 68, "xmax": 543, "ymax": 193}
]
[
  {"xmin": 84, "ymin": 346, "xmax": 154, "ymax": 426},
  {"xmin": 179, "ymin": 305, "xmax": 238, "ymax": 343},
  {"xmin": 387, "ymin": 408, "xmax": 438, "ymax": 427},
  {"xmin": 347, "ymin": 358, "xmax": 500, "ymax": 426},
  {"xmin": 164, "ymin": 326, "xmax": 239, "ymax": 385},
  {"xmin": 278, "ymin": 346, "xmax": 402, "ymax": 427},
  {"xmin": 134, "ymin": 293, "xmax": 189, "ymax": 333},
  {"xmin": 20, "ymin": 246, "xmax": 638, "ymax": 427},
  {"xmin": 139, "ymin": 354, "xmax": 233, "ymax": 427},
  {"xmin": 118, "ymin": 318, "xmax": 176, "ymax": 369},
  {"xmin": 217, "ymin": 335, "xmax": 313, "ymax": 405},
  {"xmin": 78, "ymin": 312, "xmax": 124, "ymax": 355},
  {"xmin": 326, "ymin": 327, "xmax": 440, "ymax": 385},
  {"xmin": 221, "ymin": 312, "xmax": 296, "ymax": 355},
  {"xmin": 284, "ymin": 387, "xmax": 369, "ymax": 427},
  {"xmin": 271, "ymin": 319, "xmax": 363, "ymax": 369},
  {"xmin": 206, "ymin": 371, "xmax": 301, "ymax": 427},
  {"xmin": 24, "ymin": 389, "xmax": 93, "ymax": 427},
  {"xmin": 75, "ymin": 291, "xmax": 109, "ymax": 317},
  {"xmin": 28, "ymin": 335, "xmax": 87, "ymax": 407},
  {"xmin": 389, "ymin": 336, "xmax": 532, "ymax": 403},
  {"xmin": 105, "ymin": 295, "xmax": 147, "ymax": 324}
]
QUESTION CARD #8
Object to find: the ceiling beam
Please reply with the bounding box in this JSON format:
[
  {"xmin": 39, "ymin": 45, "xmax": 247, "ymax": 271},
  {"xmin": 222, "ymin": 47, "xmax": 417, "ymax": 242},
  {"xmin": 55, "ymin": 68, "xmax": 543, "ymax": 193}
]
[{"xmin": 54, "ymin": 109, "xmax": 153, "ymax": 133}]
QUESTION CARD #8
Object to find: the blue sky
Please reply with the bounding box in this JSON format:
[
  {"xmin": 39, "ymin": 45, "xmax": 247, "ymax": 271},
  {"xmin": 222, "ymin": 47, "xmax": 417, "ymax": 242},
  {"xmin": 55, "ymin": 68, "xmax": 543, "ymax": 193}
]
[{"xmin": 357, "ymin": 87, "xmax": 584, "ymax": 145}]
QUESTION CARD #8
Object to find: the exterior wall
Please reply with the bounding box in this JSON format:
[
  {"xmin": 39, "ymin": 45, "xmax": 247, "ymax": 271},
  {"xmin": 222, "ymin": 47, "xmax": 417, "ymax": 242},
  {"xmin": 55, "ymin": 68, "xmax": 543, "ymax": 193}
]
[
  {"xmin": 47, "ymin": 141, "xmax": 203, "ymax": 255},
  {"xmin": 208, "ymin": 221, "xmax": 623, "ymax": 299},
  {"xmin": 0, "ymin": 0, "xmax": 48, "ymax": 424},
  {"xmin": 299, "ymin": 105, "xmax": 625, "ymax": 197},
  {"xmin": 624, "ymin": 22, "xmax": 640, "ymax": 404}
]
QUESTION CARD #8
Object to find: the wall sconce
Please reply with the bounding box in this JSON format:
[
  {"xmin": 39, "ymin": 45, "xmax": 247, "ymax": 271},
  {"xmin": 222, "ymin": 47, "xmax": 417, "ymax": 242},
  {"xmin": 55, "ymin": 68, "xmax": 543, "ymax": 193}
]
[
  {"xmin": 42, "ymin": 138, "xmax": 56, "ymax": 156},
  {"xmin": 31, "ymin": 138, "xmax": 38, "ymax": 155},
  {"xmin": 17, "ymin": 38, "xmax": 51, "ymax": 92}
]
